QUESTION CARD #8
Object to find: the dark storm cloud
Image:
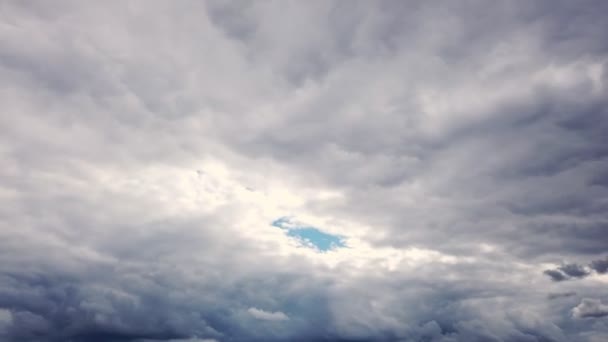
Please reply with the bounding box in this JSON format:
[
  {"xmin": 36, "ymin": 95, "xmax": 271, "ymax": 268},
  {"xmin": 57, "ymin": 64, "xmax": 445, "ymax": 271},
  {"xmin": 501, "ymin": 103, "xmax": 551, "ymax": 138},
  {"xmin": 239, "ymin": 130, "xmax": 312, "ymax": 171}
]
[
  {"xmin": 544, "ymin": 270, "xmax": 570, "ymax": 282},
  {"xmin": 543, "ymin": 257, "xmax": 608, "ymax": 281},
  {"xmin": 544, "ymin": 264, "xmax": 589, "ymax": 282},
  {"xmin": 0, "ymin": 230, "xmax": 339, "ymax": 342},
  {"xmin": 1, "ymin": 1, "xmax": 608, "ymax": 342},
  {"xmin": 589, "ymin": 257, "xmax": 608, "ymax": 274},
  {"xmin": 559, "ymin": 264, "xmax": 591, "ymax": 279}
]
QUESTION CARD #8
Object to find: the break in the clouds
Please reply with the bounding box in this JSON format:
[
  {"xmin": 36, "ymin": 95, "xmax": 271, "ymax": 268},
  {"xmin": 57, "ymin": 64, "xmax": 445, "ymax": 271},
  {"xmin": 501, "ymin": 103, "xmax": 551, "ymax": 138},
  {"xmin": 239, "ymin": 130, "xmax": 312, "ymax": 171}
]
[
  {"xmin": 1, "ymin": 1, "xmax": 608, "ymax": 341},
  {"xmin": 272, "ymin": 216, "xmax": 346, "ymax": 252}
]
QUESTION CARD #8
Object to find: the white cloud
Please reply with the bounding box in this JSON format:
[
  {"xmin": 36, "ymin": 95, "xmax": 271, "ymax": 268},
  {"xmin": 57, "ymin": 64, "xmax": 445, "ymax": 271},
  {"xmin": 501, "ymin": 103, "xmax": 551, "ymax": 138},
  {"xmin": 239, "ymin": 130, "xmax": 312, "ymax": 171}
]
[
  {"xmin": 572, "ymin": 298, "xmax": 608, "ymax": 319},
  {"xmin": 248, "ymin": 307, "xmax": 289, "ymax": 321}
]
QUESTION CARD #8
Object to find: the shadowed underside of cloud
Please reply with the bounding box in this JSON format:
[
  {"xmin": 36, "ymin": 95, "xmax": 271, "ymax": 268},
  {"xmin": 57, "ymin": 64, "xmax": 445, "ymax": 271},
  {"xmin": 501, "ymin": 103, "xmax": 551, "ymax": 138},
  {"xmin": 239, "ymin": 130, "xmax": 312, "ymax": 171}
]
[
  {"xmin": 590, "ymin": 257, "xmax": 608, "ymax": 274},
  {"xmin": 1, "ymin": 0, "xmax": 608, "ymax": 341},
  {"xmin": 544, "ymin": 269, "xmax": 571, "ymax": 282},
  {"xmin": 572, "ymin": 299, "xmax": 608, "ymax": 319},
  {"xmin": 543, "ymin": 257, "xmax": 608, "ymax": 281}
]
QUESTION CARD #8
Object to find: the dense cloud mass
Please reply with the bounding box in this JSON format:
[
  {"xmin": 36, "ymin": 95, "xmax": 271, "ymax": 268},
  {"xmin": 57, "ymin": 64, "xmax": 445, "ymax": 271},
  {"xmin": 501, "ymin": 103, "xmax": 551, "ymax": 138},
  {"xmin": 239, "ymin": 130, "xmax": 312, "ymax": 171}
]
[{"xmin": 1, "ymin": 1, "xmax": 607, "ymax": 341}]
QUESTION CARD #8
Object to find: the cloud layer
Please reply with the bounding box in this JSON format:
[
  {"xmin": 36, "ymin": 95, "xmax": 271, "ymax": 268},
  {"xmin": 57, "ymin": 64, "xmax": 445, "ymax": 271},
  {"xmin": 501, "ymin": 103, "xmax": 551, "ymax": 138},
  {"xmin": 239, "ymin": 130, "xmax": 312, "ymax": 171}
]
[{"xmin": 1, "ymin": 1, "xmax": 607, "ymax": 341}]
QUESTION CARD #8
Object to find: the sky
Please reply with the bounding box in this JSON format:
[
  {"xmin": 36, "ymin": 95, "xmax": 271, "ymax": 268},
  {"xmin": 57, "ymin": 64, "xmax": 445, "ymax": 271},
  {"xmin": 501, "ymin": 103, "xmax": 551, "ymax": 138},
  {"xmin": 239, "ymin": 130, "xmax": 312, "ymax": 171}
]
[{"xmin": 0, "ymin": 1, "xmax": 607, "ymax": 341}]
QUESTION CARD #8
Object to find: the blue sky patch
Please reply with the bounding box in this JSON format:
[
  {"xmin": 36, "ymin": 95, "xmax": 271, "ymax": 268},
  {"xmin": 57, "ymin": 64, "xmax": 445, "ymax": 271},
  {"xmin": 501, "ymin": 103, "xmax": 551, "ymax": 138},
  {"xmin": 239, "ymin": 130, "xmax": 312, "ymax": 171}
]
[{"xmin": 272, "ymin": 216, "xmax": 346, "ymax": 252}]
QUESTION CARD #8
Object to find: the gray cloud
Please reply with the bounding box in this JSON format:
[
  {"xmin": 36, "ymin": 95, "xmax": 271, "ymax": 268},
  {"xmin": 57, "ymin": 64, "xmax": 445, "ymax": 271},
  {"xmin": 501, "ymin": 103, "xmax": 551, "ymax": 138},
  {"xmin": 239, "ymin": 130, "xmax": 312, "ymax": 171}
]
[
  {"xmin": 548, "ymin": 292, "xmax": 577, "ymax": 300},
  {"xmin": 543, "ymin": 258, "xmax": 608, "ymax": 281},
  {"xmin": 590, "ymin": 258, "xmax": 608, "ymax": 274},
  {"xmin": 544, "ymin": 270, "xmax": 570, "ymax": 282},
  {"xmin": 559, "ymin": 264, "xmax": 591, "ymax": 279},
  {"xmin": 572, "ymin": 299, "xmax": 608, "ymax": 319},
  {"xmin": 1, "ymin": 1, "xmax": 608, "ymax": 341}
]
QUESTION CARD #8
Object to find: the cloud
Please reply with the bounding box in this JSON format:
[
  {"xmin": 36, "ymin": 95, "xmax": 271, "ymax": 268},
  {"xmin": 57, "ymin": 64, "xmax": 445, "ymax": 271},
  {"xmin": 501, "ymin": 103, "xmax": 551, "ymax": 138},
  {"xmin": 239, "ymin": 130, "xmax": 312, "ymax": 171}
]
[
  {"xmin": 544, "ymin": 269, "xmax": 570, "ymax": 282},
  {"xmin": 572, "ymin": 299, "xmax": 608, "ymax": 319},
  {"xmin": 559, "ymin": 264, "xmax": 591, "ymax": 279},
  {"xmin": 542, "ymin": 263, "xmax": 592, "ymax": 282},
  {"xmin": 1, "ymin": 1, "xmax": 608, "ymax": 341},
  {"xmin": 548, "ymin": 292, "xmax": 577, "ymax": 300},
  {"xmin": 247, "ymin": 308, "xmax": 289, "ymax": 322},
  {"xmin": 590, "ymin": 257, "xmax": 608, "ymax": 274},
  {"xmin": 543, "ymin": 258, "xmax": 608, "ymax": 281}
]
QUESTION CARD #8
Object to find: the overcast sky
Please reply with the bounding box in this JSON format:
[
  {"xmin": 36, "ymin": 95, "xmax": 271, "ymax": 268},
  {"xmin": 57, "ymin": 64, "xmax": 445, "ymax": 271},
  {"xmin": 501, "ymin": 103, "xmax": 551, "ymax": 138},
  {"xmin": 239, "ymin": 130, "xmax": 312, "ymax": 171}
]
[{"xmin": 1, "ymin": 1, "xmax": 607, "ymax": 341}]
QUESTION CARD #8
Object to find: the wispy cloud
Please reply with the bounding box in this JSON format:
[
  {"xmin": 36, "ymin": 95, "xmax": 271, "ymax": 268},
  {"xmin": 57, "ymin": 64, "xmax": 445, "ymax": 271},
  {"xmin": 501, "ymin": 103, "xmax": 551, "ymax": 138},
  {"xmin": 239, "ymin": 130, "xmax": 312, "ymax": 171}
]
[{"xmin": 248, "ymin": 308, "xmax": 289, "ymax": 322}]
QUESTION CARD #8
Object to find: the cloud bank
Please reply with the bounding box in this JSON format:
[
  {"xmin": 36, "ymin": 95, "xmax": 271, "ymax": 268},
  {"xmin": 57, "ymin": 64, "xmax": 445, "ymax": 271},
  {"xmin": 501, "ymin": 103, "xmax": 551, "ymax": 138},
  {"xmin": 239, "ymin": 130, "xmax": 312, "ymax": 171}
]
[{"xmin": 1, "ymin": 1, "xmax": 607, "ymax": 341}]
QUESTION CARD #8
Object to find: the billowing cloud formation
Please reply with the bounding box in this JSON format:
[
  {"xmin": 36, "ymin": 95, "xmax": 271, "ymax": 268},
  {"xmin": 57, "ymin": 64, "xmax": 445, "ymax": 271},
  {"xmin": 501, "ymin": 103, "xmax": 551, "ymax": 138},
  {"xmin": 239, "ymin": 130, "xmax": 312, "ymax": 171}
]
[
  {"xmin": 1, "ymin": 1, "xmax": 608, "ymax": 342},
  {"xmin": 572, "ymin": 299, "xmax": 608, "ymax": 319}
]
